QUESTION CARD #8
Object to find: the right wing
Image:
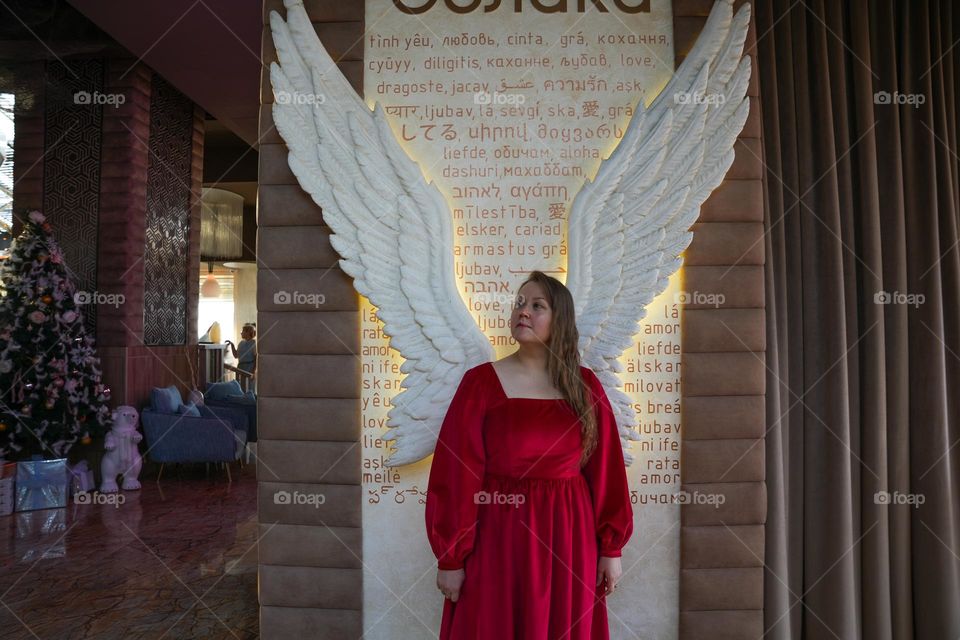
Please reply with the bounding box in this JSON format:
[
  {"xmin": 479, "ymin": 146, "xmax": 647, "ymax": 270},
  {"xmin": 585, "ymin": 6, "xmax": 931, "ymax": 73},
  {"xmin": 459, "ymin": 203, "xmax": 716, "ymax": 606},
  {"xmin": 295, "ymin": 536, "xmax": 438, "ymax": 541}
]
[
  {"xmin": 567, "ymin": 0, "xmax": 752, "ymax": 464},
  {"xmin": 269, "ymin": 0, "xmax": 495, "ymax": 467}
]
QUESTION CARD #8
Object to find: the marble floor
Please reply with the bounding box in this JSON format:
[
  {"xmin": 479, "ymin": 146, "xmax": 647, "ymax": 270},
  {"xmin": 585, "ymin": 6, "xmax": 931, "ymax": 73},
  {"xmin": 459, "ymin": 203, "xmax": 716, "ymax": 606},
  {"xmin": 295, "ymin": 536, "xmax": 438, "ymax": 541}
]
[{"xmin": 0, "ymin": 463, "xmax": 258, "ymax": 639}]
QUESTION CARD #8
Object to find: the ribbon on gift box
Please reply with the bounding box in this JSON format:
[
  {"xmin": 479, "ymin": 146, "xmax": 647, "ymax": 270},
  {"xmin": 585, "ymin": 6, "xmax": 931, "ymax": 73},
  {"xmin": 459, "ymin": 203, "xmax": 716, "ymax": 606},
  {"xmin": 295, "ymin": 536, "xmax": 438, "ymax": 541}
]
[
  {"xmin": 15, "ymin": 457, "xmax": 68, "ymax": 512},
  {"xmin": 67, "ymin": 460, "xmax": 95, "ymax": 494}
]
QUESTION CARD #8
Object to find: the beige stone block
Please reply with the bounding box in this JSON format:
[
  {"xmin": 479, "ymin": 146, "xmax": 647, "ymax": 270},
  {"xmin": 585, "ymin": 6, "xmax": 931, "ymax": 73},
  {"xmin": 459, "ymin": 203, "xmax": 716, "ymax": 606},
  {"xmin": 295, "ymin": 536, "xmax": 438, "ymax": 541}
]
[
  {"xmin": 257, "ymin": 183, "xmax": 323, "ymax": 226},
  {"xmin": 260, "ymin": 606, "xmax": 361, "ymax": 640},
  {"xmin": 680, "ymin": 481, "xmax": 766, "ymax": 526},
  {"xmin": 681, "ymin": 525, "xmax": 764, "ymax": 569},
  {"xmin": 258, "ymin": 226, "xmax": 339, "ymax": 269},
  {"xmin": 258, "ymin": 354, "xmax": 359, "ymax": 398},
  {"xmin": 260, "ymin": 565, "xmax": 362, "ymax": 609},
  {"xmin": 679, "ymin": 610, "xmax": 764, "ymax": 640},
  {"xmin": 680, "ymin": 567, "xmax": 764, "ymax": 610},
  {"xmin": 259, "ymin": 481, "xmax": 361, "ymax": 527},
  {"xmin": 258, "ymin": 311, "xmax": 359, "ymax": 355},
  {"xmin": 683, "ymin": 438, "xmax": 764, "ymax": 483},
  {"xmin": 258, "ymin": 523, "xmax": 362, "ymax": 568},
  {"xmin": 257, "ymin": 397, "xmax": 360, "ymax": 441},
  {"xmin": 685, "ymin": 222, "xmax": 765, "ymax": 266},
  {"xmin": 257, "ymin": 268, "xmax": 357, "ymax": 312},
  {"xmin": 684, "ymin": 395, "xmax": 765, "ymax": 440},
  {"xmin": 257, "ymin": 439, "xmax": 361, "ymax": 484},
  {"xmin": 683, "ymin": 308, "xmax": 765, "ymax": 351},
  {"xmin": 699, "ymin": 180, "xmax": 764, "ymax": 222},
  {"xmin": 683, "ymin": 352, "xmax": 765, "ymax": 396}
]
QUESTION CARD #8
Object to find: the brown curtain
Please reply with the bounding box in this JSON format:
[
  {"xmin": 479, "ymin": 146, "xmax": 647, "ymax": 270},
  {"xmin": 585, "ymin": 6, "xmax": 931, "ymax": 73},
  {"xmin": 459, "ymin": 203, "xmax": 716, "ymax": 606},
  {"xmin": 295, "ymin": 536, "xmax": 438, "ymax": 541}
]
[{"xmin": 757, "ymin": 0, "xmax": 960, "ymax": 638}]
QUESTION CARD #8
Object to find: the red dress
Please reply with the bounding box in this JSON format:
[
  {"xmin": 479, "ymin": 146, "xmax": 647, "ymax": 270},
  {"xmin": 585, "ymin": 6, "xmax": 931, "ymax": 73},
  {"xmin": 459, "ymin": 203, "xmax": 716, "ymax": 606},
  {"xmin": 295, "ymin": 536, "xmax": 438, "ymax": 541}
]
[{"xmin": 425, "ymin": 362, "xmax": 634, "ymax": 639}]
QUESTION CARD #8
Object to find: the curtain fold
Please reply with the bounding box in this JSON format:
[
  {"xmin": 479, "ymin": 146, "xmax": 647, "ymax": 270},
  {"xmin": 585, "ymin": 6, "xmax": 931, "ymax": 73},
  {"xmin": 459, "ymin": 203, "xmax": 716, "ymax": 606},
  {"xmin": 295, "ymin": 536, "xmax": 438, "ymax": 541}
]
[{"xmin": 757, "ymin": 0, "xmax": 960, "ymax": 637}]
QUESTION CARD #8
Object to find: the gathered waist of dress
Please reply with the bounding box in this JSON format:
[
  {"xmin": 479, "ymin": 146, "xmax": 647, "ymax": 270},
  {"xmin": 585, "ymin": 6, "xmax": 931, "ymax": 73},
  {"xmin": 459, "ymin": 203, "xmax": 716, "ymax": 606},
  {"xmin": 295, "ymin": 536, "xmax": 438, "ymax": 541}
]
[{"xmin": 482, "ymin": 471, "xmax": 586, "ymax": 489}]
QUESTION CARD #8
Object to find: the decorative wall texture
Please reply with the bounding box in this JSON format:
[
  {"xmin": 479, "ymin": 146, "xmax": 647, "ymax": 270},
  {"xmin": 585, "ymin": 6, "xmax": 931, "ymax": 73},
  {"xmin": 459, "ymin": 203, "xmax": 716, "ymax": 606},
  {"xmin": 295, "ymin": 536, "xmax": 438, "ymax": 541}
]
[
  {"xmin": 143, "ymin": 75, "xmax": 194, "ymax": 346},
  {"xmin": 42, "ymin": 58, "xmax": 104, "ymax": 336}
]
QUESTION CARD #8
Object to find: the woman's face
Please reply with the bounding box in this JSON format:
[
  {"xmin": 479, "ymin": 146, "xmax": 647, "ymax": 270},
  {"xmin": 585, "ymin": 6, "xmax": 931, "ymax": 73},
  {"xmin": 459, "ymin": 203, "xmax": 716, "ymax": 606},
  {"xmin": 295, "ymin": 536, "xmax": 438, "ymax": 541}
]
[{"xmin": 510, "ymin": 281, "xmax": 552, "ymax": 345}]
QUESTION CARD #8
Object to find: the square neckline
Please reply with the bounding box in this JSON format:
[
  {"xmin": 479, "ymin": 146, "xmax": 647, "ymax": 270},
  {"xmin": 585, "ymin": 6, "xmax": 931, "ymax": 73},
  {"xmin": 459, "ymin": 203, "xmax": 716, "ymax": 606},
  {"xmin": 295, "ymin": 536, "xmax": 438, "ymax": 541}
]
[{"xmin": 486, "ymin": 361, "xmax": 566, "ymax": 401}]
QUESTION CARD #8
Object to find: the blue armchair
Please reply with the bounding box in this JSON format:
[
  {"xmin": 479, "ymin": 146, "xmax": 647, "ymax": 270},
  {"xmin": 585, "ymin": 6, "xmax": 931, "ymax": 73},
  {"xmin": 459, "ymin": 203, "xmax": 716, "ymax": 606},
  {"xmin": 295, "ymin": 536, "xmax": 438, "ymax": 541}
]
[
  {"xmin": 203, "ymin": 400, "xmax": 256, "ymax": 442},
  {"xmin": 141, "ymin": 408, "xmax": 247, "ymax": 482},
  {"xmin": 204, "ymin": 380, "xmax": 257, "ymax": 443}
]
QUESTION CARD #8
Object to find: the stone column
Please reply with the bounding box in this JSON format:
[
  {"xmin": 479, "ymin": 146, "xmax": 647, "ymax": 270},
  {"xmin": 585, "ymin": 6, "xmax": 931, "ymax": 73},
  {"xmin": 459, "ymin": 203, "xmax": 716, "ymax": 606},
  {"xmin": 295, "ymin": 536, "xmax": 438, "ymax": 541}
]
[
  {"xmin": 676, "ymin": 1, "xmax": 768, "ymax": 638},
  {"xmin": 256, "ymin": 1, "xmax": 365, "ymax": 637}
]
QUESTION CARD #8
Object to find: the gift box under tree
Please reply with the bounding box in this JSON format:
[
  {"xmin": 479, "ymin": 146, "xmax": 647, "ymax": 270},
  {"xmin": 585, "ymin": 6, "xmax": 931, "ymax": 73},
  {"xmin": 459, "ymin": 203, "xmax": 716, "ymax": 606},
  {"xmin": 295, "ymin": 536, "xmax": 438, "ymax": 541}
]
[
  {"xmin": 68, "ymin": 460, "xmax": 95, "ymax": 494},
  {"xmin": 15, "ymin": 457, "xmax": 68, "ymax": 512}
]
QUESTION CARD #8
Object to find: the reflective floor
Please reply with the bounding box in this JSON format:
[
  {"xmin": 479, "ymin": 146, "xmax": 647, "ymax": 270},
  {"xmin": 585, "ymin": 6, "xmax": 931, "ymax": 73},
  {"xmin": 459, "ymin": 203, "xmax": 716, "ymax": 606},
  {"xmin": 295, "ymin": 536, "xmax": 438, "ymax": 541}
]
[{"xmin": 0, "ymin": 463, "xmax": 257, "ymax": 639}]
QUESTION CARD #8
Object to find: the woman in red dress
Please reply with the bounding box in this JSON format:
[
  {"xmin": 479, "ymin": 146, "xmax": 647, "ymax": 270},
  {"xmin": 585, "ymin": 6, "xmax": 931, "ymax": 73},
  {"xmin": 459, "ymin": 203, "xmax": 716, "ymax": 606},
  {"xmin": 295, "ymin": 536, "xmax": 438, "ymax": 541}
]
[{"xmin": 425, "ymin": 270, "xmax": 634, "ymax": 639}]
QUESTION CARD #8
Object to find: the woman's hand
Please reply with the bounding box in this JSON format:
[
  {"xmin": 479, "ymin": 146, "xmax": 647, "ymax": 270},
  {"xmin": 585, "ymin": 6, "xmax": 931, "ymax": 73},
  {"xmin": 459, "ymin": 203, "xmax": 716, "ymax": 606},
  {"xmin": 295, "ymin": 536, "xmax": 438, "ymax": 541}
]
[
  {"xmin": 437, "ymin": 568, "xmax": 465, "ymax": 602},
  {"xmin": 596, "ymin": 556, "xmax": 623, "ymax": 595}
]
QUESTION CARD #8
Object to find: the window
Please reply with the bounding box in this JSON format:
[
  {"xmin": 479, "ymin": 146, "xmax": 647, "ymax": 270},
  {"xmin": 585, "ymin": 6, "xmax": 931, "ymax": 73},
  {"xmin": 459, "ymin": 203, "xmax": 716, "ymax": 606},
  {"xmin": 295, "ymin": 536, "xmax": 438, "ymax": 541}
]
[
  {"xmin": 0, "ymin": 92, "xmax": 13, "ymax": 258},
  {"xmin": 198, "ymin": 266, "xmax": 236, "ymax": 358}
]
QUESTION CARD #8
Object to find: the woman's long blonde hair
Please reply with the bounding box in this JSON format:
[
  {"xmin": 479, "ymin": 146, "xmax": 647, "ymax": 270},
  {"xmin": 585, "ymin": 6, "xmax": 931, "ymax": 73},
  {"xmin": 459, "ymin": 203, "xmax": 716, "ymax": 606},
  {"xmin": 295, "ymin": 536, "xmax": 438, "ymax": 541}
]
[{"xmin": 519, "ymin": 271, "xmax": 598, "ymax": 467}]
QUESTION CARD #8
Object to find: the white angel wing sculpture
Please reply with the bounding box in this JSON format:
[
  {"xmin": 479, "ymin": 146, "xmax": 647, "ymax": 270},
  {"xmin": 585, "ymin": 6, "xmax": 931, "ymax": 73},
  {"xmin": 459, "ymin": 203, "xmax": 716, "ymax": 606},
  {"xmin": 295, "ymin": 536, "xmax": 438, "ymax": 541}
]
[
  {"xmin": 269, "ymin": 1, "xmax": 494, "ymax": 467},
  {"xmin": 269, "ymin": 0, "xmax": 752, "ymax": 467},
  {"xmin": 568, "ymin": 0, "xmax": 752, "ymax": 463}
]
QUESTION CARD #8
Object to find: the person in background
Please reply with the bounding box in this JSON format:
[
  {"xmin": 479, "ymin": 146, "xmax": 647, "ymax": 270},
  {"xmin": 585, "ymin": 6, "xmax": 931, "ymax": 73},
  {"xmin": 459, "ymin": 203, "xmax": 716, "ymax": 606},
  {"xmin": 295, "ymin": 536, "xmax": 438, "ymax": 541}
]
[{"xmin": 225, "ymin": 323, "xmax": 257, "ymax": 393}]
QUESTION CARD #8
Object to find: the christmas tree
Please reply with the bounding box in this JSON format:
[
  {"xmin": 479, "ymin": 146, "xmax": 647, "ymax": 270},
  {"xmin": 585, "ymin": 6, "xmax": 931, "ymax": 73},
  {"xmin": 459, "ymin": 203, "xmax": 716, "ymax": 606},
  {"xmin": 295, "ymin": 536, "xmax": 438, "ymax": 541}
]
[{"xmin": 0, "ymin": 211, "xmax": 111, "ymax": 461}]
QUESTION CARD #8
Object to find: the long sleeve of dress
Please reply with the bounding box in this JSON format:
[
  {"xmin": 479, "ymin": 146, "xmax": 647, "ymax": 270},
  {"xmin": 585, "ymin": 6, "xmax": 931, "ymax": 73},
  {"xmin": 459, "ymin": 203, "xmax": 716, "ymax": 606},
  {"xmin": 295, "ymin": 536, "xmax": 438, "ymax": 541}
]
[
  {"xmin": 580, "ymin": 367, "xmax": 634, "ymax": 558},
  {"xmin": 424, "ymin": 366, "xmax": 488, "ymax": 570}
]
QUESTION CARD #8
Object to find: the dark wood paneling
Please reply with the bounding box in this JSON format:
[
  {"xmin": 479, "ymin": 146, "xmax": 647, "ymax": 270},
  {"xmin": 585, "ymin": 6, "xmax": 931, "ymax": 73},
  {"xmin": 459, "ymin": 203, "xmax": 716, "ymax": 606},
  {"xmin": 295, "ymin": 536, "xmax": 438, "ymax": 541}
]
[{"xmin": 97, "ymin": 60, "xmax": 151, "ymax": 347}]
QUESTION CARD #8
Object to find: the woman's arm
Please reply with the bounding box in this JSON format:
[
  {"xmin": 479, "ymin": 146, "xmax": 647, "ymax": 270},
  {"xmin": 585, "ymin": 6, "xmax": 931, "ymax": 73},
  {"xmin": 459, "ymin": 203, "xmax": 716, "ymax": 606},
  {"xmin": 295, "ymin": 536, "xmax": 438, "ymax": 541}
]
[
  {"xmin": 424, "ymin": 366, "xmax": 489, "ymax": 572},
  {"xmin": 580, "ymin": 367, "xmax": 634, "ymax": 559}
]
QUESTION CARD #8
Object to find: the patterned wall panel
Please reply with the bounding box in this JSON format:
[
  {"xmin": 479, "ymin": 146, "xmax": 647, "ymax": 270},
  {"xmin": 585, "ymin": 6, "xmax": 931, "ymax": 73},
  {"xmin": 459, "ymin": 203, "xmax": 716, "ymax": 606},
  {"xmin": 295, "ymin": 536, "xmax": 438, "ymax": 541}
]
[
  {"xmin": 143, "ymin": 76, "xmax": 193, "ymax": 345},
  {"xmin": 42, "ymin": 59, "xmax": 103, "ymax": 335}
]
